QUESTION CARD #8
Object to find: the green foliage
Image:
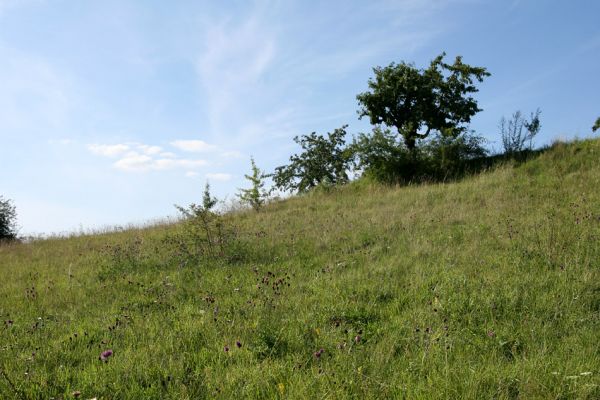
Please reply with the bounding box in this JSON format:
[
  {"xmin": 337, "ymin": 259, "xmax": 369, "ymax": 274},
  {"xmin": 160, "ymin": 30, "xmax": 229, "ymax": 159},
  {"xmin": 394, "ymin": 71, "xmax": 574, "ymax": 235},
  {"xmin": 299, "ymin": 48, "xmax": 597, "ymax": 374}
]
[
  {"xmin": 98, "ymin": 235, "xmax": 154, "ymax": 279},
  {"xmin": 351, "ymin": 127, "xmax": 487, "ymax": 184},
  {"xmin": 169, "ymin": 183, "xmax": 242, "ymax": 264},
  {"xmin": 357, "ymin": 52, "xmax": 490, "ymax": 150},
  {"xmin": 237, "ymin": 157, "xmax": 268, "ymax": 211},
  {"xmin": 0, "ymin": 196, "xmax": 18, "ymax": 241},
  {"xmin": 421, "ymin": 130, "xmax": 488, "ymax": 178},
  {"xmin": 272, "ymin": 125, "xmax": 352, "ymax": 193},
  {"xmin": 351, "ymin": 126, "xmax": 415, "ymax": 184},
  {"xmin": 201, "ymin": 181, "xmax": 217, "ymax": 211},
  {"xmin": 500, "ymin": 108, "xmax": 542, "ymax": 154},
  {"xmin": 593, "ymin": 116, "xmax": 600, "ymax": 132}
]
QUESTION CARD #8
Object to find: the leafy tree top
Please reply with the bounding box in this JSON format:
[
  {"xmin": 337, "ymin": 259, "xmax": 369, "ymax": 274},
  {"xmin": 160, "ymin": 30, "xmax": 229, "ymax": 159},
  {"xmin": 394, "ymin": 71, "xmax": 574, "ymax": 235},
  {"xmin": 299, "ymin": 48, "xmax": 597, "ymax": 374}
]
[
  {"xmin": 593, "ymin": 117, "xmax": 600, "ymax": 132},
  {"xmin": 357, "ymin": 52, "xmax": 490, "ymax": 150}
]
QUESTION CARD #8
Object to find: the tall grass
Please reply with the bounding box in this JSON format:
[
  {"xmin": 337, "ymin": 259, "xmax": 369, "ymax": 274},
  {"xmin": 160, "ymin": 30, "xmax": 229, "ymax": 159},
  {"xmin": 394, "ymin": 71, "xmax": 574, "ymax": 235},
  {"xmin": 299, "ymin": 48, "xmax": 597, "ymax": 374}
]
[{"xmin": 0, "ymin": 139, "xmax": 599, "ymax": 399}]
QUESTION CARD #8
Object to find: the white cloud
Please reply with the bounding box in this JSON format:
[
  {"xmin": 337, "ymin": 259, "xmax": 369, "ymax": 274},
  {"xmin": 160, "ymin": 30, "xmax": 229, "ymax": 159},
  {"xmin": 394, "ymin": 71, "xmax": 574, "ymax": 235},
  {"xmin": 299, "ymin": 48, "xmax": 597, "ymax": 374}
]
[
  {"xmin": 206, "ymin": 172, "xmax": 232, "ymax": 182},
  {"xmin": 185, "ymin": 171, "xmax": 200, "ymax": 178},
  {"xmin": 86, "ymin": 140, "xmax": 222, "ymax": 173},
  {"xmin": 87, "ymin": 143, "xmax": 130, "ymax": 157},
  {"xmin": 137, "ymin": 144, "xmax": 162, "ymax": 155},
  {"xmin": 88, "ymin": 142, "xmax": 163, "ymax": 158},
  {"xmin": 170, "ymin": 139, "xmax": 217, "ymax": 153},
  {"xmin": 113, "ymin": 152, "xmax": 152, "ymax": 171},
  {"xmin": 112, "ymin": 151, "xmax": 208, "ymax": 172}
]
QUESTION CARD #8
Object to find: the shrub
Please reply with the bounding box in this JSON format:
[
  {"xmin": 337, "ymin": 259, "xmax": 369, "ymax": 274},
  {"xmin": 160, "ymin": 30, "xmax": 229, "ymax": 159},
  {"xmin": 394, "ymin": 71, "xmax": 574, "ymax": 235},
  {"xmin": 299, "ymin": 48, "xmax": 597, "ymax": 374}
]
[
  {"xmin": 0, "ymin": 196, "xmax": 18, "ymax": 241},
  {"xmin": 351, "ymin": 126, "xmax": 415, "ymax": 184},
  {"xmin": 167, "ymin": 182, "xmax": 243, "ymax": 266},
  {"xmin": 237, "ymin": 157, "xmax": 269, "ymax": 211},
  {"xmin": 272, "ymin": 126, "xmax": 352, "ymax": 193},
  {"xmin": 98, "ymin": 236, "xmax": 151, "ymax": 279},
  {"xmin": 351, "ymin": 128, "xmax": 487, "ymax": 184},
  {"xmin": 500, "ymin": 109, "xmax": 541, "ymax": 154},
  {"xmin": 421, "ymin": 130, "xmax": 488, "ymax": 179}
]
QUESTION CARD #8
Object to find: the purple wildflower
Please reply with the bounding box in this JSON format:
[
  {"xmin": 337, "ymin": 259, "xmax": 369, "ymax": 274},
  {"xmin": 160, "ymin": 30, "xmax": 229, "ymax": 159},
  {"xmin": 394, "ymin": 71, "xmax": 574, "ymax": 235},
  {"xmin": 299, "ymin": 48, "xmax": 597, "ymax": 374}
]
[
  {"xmin": 314, "ymin": 348, "xmax": 324, "ymax": 359},
  {"xmin": 224, "ymin": 345, "xmax": 230, "ymax": 352},
  {"xmin": 236, "ymin": 341, "xmax": 242, "ymax": 348},
  {"xmin": 354, "ymin": 335, "xmax": 361, "ymax": 343},
  {"xmin": 99, "ymin": 349, "xmax": 113, "ymax": 362}
]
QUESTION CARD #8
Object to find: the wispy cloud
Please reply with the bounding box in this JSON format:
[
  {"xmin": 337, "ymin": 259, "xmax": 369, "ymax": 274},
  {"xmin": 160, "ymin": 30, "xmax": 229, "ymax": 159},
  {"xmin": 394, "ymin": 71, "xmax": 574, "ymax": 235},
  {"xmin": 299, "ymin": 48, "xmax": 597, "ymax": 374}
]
[
  {"xmin": 220, "ymin": 150, "xmax": 243, "ymax": 159},
  {"xmin": 508, "ymin": 0, "xmax": 523, "ymax": 12},
  {"xmin": 196, "ymin": 10, "xmax": 276, "ymax": 139},
  {"xmin": 0, "ymin": 0, "xmax": 37, "ymax": 17},
  {"xmin": 192, "ymin": 0, "xmax": 452, "ymax": 151},
  {"xmin": 206, "ymin": 172, "xmax": 232, "ymax": 182},
  {"xmin": 87, "ymin": 143, "xmax": 130, "ymax": 157},
  {"xmin": 170, "ymin": 139, "xmax": 217, "ymax": 153},
  {"xmin": 0, "ymin": 45, "xmax": 72, "ymax": 133},
  {"xmin": 48, "ymin": 138, "xmax": 74, "ymax": 145}
]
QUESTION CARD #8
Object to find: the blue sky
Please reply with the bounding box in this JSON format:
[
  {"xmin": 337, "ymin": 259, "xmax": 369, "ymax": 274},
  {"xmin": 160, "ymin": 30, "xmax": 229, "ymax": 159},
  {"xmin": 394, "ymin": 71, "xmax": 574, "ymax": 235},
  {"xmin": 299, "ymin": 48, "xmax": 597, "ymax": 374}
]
[{"xmin": 1, "ymin": 0, "xmax": 599, "ymax": 235}]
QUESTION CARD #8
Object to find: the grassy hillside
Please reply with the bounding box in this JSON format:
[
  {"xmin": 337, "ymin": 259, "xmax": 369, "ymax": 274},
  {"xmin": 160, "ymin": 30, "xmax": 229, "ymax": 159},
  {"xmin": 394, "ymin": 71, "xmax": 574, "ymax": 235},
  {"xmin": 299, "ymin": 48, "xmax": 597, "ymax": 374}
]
[{"xmin": 1, "ymin": 139, "xmax": 599, "ymax": 399}]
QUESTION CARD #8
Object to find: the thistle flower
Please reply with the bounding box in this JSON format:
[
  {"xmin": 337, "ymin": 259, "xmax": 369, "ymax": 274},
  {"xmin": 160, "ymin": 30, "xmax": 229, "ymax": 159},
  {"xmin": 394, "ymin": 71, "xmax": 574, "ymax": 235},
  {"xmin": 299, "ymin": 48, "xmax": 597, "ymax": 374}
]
[{"xmin": 99, "ymin": 349, "xmax": 113, "ymax": 362}]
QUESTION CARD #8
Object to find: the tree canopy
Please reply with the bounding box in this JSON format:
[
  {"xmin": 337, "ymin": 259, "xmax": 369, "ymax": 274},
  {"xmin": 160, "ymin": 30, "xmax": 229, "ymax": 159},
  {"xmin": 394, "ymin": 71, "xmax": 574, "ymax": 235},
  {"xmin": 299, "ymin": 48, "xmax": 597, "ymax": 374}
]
[{"xmin": 357, "ymin": 52, "xmax": 490, "ymax": 150}]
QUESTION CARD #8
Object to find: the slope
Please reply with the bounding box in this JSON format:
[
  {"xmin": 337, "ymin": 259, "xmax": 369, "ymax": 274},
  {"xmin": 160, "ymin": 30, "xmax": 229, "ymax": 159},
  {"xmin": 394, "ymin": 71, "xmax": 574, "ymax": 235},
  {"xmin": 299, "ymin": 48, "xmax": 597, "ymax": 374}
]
[{"xmin": 1, "ymin": 139, "xmax": 599, "ymax": 399}]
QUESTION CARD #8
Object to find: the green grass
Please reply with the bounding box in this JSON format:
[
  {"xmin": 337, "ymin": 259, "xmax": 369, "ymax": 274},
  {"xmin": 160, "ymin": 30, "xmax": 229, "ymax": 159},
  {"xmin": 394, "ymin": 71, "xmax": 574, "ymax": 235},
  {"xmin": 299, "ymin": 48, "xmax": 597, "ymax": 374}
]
[{"xmin": 1, "ymin": 139, "xmax": 599, "ymax": 399}]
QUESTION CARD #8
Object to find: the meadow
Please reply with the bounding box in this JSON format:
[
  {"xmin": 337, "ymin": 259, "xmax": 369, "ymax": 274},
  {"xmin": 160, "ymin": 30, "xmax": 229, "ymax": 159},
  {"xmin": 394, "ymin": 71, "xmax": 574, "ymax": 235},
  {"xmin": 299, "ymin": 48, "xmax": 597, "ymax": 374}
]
[{"xmin": 1, "ymin": 139, "xmax": 599, "ymax": 399}]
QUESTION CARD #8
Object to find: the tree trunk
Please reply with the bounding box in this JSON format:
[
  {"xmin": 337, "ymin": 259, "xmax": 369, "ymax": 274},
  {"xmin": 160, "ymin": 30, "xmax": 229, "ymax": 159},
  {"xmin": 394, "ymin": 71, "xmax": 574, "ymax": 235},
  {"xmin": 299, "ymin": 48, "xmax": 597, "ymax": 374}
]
[{"xmin": 405, "ymin": 135, "xmax": 417, "ymax": 151}]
